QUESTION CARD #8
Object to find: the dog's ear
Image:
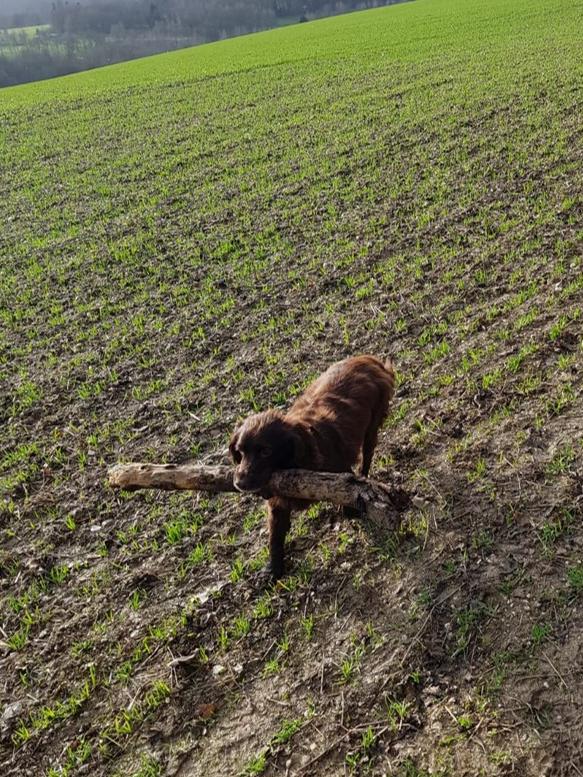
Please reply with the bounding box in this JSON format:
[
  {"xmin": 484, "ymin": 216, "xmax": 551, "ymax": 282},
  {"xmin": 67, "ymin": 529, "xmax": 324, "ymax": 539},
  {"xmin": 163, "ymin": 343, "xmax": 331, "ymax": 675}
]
[
  {"xmin": 229, "ymin": 429, "xmax": 241, "ymax": 462},
  {"xmin": 280, "ymin": 426, "xmax": 305, "ymax": 468}
]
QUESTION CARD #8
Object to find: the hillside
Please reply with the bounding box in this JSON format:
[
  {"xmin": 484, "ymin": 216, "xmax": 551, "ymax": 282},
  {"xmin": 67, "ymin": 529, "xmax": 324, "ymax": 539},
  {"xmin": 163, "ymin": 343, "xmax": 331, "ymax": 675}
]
[
  {"xmin": 0, "ymin": 0, "xmax": 407, "ymax": 88},
  {"xmin": 1, "ymin": 0, "xmax": 582, "ymax": 775}
]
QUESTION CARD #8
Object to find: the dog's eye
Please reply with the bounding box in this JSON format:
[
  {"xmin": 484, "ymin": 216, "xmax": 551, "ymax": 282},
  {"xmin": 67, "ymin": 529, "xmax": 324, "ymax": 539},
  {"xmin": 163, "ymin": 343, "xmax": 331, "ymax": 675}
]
[{"xmin": 259, "ymin": 447, "xmax": 272, "ymax": 458}]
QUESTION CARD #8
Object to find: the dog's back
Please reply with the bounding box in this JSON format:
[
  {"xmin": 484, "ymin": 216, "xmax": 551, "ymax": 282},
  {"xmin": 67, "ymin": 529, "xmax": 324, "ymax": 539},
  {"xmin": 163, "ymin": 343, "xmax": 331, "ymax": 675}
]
[
  {"xmin": 289, "ymin": 355, "xmax": 394, "ymax": 420},
  {"xmin": 286, "ymin": 355, "xmax": 395, "ymax": 474}
]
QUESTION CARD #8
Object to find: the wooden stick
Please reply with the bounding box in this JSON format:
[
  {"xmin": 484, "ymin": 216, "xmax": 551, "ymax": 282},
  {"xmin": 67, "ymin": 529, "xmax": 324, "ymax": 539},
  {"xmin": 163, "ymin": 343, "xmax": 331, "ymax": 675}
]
[
  {"xmin": 107, "ymin": 463, "xmax": 407, "ymax": 531},
  {"xmin": 108, "ymin": 463, "xmax": 236, "ymax": 493}
]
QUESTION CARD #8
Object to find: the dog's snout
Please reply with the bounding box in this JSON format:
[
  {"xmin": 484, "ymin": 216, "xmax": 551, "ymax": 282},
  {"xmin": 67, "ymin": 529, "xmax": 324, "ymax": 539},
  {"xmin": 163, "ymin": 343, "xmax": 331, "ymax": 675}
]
[
  {"xmin": 233, "ymin": 470, "xmax": 262, "ymax": 493},
  {"xmin": 234, "ymin": 479, "xmax": 261, "ymax": 494}
]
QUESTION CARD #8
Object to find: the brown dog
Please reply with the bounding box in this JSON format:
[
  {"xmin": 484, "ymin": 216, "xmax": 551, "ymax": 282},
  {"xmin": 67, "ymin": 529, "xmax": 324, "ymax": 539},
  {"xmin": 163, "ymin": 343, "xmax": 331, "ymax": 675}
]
[{"xmin": 229, "ymin": 355, "xmax": 395, "ymax": 579}]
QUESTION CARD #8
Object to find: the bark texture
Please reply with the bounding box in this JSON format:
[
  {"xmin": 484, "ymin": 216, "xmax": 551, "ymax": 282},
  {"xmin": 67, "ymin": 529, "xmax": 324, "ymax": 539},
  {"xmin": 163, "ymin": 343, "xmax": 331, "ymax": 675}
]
[{"xmin": 108, "ymin": 462, "xmax": 405, "ymax": 530}]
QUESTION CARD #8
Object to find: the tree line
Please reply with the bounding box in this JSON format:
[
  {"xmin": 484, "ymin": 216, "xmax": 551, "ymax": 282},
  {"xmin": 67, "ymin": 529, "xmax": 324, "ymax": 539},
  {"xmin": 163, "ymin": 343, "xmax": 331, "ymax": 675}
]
[{"xmin": 0, "ymin": 0, "xmax": 407, "ymax": 88}]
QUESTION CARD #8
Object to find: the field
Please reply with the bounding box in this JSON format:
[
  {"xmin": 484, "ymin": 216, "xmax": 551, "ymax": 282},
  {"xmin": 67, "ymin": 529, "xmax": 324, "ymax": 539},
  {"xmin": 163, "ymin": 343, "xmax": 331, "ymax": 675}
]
[
  {"xmin": 0, "ymin": 26, "xmax": 52, "ymax": 58},
  {"xmin": 1, "ymin": 0, "xmax": 582, "ymax": 774},
  {"xmin": 0, "ymin": 26, "xmax": 50, "ymax": 36}
]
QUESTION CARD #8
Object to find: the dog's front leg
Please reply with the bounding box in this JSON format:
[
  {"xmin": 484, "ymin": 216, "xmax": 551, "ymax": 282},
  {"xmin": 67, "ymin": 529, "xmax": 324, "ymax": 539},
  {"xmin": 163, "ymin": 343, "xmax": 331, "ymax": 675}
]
[{"xmin": 267, "ymin": 497, "xmax": 291, "ymax": 580}]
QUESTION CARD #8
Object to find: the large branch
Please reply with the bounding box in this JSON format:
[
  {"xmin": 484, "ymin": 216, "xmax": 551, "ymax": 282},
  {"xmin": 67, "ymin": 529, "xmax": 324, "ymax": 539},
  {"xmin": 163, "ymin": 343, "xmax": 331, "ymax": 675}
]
[{"xmin": 108, "ymin": 463, "xmax": 407, "ymax": 530}]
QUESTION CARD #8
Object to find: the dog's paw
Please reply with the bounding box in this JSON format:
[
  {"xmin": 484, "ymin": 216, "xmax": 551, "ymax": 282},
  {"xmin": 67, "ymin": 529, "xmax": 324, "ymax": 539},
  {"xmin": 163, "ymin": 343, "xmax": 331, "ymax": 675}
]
[
  {"xmin": 342, "ymin": 505, "xmax": 360, "ymax": 518},
  {"xmin": 269, "ymin": 559, "xmax": 285, "ymax": 582},
  {"xmin": 343, "ymin": 496, "xmax": 366, "ymax": 519},
  {"xmin": 248, "ymin": 563, "xmax": 279, "ymax": 589}
]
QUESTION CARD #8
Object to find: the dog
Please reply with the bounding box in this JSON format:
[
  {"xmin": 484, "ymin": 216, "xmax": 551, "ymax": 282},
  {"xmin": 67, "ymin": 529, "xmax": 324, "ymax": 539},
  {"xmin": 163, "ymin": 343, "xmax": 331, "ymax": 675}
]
[{"xmin": 229, "ymin": 355, "xmax": 395, "ymax": 579}]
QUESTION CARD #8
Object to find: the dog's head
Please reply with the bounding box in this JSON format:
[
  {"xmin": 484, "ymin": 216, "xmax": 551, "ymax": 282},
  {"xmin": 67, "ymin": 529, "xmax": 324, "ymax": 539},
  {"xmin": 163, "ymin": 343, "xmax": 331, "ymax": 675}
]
[{"xmin": 229, "ymin": 411, "xmax": 303, "ymax": 493}]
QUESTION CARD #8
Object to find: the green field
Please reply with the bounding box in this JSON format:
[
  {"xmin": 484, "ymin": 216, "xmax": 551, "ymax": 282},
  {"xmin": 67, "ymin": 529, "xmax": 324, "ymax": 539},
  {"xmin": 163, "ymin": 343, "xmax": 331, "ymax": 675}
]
[
  {"xmin": 0, "ymin": 25, "xmax": 51, "ymax": 58},
  {"xmin": 1, "ymin": 0, "xmax": 582, "ymax": 774},
  {"xmin": 0, "ymin": 25, "xmax": 49, "ymax": 36}
]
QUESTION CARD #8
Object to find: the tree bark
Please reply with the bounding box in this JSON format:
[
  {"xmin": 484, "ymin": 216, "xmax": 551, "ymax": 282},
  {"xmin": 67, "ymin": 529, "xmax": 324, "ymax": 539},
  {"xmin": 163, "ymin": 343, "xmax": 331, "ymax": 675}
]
[{"xmin": 107, "ymin": 463, "xmax": 406, "ymax": 531}]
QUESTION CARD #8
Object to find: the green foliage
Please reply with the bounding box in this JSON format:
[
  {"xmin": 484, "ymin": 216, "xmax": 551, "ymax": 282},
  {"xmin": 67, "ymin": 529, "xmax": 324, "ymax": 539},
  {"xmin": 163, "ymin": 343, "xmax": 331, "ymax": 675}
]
[
  {"xmin": 546, "ymin": 444, "xmax": 576, "ymax": 476},
  {"xmin": 452, "ymin": 602, "xmax": 490, "ymax": 657},
  {"xmin": 339, "ymin": 637, "xmax": 366, "ymax": 684},
  {"xmin": 567, "ymin": 565, "xmax": 583, "ymax": 594},
  {"xmin": 131, "ymin": 755, "xmax": 162, "ymax": 777},
  {"xmin": 530, "ymin": 622, "xmax": 551, "ymax": 648},
  {"xmin": 241, "ymin": 750, "xmax": 268, "ymax": 776},
  {"xmin": 271, "ymin": 718, "xmax": 302, "ymax": 745},
  {"xmin": 229, "ymin": 557, "xmax": 246, "ymax": 584},
  {"xmin": 386, "ymin": 697, "xmax": 412, "ymax": 731},
  {"xmin": 301, "ymin": 614, "xmax": 315, "ymax": 640}
]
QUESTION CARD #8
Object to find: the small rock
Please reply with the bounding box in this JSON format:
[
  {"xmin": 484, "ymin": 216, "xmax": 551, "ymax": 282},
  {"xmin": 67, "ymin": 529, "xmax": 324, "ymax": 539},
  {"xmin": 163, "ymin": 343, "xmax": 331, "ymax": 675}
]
[
  {"xmin": 1, "ymin": 701, "xmax": 25, "ymax": 730},
  {"xmin": 212, "ymin": 664, "xmax": 225, "ymax": 676},
  {"xmin": 196, "ymin": 582, "xmax": 224, "ymax": 605}
]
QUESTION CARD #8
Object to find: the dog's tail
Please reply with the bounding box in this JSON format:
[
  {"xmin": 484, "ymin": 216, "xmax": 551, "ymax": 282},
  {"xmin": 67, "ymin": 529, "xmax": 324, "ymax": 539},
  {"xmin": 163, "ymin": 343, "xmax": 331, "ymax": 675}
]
[
  {"xmin": 374, "ymin": 359, "xmax": 396, "ymax": 429},
  {"xmin": 382, "ymin": 357, "xmax": 396, "ymax": 402}
]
